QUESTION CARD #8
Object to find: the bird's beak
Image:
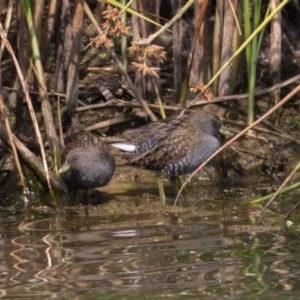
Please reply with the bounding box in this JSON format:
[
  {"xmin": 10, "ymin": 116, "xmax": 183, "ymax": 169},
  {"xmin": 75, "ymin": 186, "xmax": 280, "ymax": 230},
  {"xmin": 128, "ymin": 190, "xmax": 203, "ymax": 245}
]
[
  {"xmin": 58, "ymin": 163, "xmax": 70, "ymax": 174},
  {"xmin": 219, "ymin": 126, "xmax": 232, "ymax": 137}
]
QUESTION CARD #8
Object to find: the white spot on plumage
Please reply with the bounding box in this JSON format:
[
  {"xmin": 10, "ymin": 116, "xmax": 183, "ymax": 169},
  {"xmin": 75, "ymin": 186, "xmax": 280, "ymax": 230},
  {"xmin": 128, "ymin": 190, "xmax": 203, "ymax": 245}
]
[{"xmin": 111, "ymin": 143, "xmax": 136, "ymax": 152}]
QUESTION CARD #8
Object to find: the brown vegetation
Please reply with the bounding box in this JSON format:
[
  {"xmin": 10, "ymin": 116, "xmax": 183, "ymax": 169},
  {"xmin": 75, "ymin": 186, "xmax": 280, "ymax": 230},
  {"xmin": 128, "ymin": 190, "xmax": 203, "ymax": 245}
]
[{"xmin": 0, "ymin": 1, "xmax": 300, "ymax": 209}]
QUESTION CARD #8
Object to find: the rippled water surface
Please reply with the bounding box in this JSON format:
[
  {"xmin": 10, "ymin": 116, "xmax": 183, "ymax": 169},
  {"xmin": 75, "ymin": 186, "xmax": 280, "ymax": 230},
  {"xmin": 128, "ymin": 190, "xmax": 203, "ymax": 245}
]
[{"xmin": 1, "ymin": 178, "xmax": 300, "ymax": 300}]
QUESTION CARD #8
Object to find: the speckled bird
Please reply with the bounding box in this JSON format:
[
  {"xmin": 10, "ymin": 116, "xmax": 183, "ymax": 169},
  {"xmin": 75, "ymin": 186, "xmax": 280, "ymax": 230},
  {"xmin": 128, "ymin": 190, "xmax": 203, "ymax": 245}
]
[{"xmin": 111, "ymin": 110, "xmax": 222, "ymax": 199}]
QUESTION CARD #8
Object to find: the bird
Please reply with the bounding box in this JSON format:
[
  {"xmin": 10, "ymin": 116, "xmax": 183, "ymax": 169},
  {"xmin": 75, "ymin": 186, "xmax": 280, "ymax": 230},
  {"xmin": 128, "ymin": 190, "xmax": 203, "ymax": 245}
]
[
  {"xmin": 59, "ymin": 130, "xmax": 116, "ymax": 203},
  {"xmin": 111, "ymin": 109, "xmax": 222, "ymax": 201}
]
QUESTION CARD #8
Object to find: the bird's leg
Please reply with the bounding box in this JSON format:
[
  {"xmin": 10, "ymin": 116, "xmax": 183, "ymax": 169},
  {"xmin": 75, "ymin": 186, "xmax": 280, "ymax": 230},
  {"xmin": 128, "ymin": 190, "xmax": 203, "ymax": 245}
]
[
  {"xmin": 171, "ymin": 176, "xmax": 188, "ymax": 203},
  {"xmin": 156, "ymin": 172, "xmax": 166, "ymax": 204},
  {"xmin": 69, "ymin": 189, "xmax": 78, "ymax": 204}
]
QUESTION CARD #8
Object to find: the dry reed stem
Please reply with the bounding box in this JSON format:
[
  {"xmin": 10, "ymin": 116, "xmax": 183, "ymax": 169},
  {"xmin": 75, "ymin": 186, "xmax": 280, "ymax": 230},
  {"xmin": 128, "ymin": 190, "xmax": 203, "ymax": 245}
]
[
  {"xmin": 0, "ymin": 23, "xmax": 53, "ymax": 194},
  {"xmin": 0, "ymin": 0, "xmax": 14, "ymax": 60},
  {"xmin": 0, "ymin": 95, "xmax": 26, "ymax": 189}
]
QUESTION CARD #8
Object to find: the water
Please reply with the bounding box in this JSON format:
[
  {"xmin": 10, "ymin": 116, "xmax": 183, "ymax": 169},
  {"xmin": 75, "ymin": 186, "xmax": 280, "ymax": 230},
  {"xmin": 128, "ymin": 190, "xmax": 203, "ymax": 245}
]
[{"xmin": 0, "ymin": 177, "xmax": 300, "ymax": 300}]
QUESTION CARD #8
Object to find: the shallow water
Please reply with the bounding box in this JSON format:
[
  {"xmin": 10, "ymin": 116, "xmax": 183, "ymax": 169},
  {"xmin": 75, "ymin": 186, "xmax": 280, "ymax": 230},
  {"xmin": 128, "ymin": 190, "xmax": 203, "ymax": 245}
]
[{"xmin": 1, "ymin": 176, "xmax": 300, "ymax": 300}]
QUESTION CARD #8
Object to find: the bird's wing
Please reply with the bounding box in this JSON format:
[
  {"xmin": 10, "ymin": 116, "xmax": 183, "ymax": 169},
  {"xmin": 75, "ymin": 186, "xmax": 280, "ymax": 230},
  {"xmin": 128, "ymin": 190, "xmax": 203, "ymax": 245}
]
[{"xmin": 126, "ymin": 130, "xmax": 192, "ymax": 170}]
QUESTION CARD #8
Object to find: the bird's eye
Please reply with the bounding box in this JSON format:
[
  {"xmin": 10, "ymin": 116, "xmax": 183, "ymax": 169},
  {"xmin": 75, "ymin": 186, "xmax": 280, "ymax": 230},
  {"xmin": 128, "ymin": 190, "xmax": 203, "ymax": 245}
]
[
  {"xmin": 73, "ymin": 156, "xmax": 78, "ymax": 161},
  {"xmin": 211, "ymin": 120, "xmax": 216, "ymax": 127}
]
